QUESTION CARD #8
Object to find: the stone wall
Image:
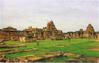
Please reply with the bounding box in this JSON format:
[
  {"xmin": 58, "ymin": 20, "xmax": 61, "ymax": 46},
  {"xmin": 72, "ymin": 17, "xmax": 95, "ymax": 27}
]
[
  {"xmin": 64, "ymin": 24, "xmax": 97, "ymax": 39},
  {"xmin": 43, "ymin": 21, "xmax": 64, "ymax": 40},
  {"xmin": 96, "ymin": 33, "xmax": 99, "ymax": 40},
  {"xmin": 0, "ymin": 23, "xmax": 98, "ymax": 42}
]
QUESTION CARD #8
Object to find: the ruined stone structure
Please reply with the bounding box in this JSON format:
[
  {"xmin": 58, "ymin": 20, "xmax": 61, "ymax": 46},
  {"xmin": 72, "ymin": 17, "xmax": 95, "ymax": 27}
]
[
  {"xmin": 84, "ymin": 24, "xmax": 96, "ymax": 38},
  {"xmin": 0, "ymin": 27, "xmax": 19, "ymax": 41},
  {"xmin": 20, "ymin": 21, "xmax": 64, "ymax": 41},
  {"xmin": 64, "ymin": 24, "xmax": 97, "ymax": 39},
  {"xmin": 0, "ymin": 21, "xmax": 64, "ymax": 42},
  {"xmin": 0, "ymin": 22, "xmax": 98, "ymax": 42},
  {"xmin": 96, "ymin": 32, "xmax": 99, "ymax": 40},
  {"xmin": 23, "ymin": 27, "xmax": 44, "ymax": 41},
  {"xmin": 43, "ymin": 21, "xmax": 64, "ymax": 40}
]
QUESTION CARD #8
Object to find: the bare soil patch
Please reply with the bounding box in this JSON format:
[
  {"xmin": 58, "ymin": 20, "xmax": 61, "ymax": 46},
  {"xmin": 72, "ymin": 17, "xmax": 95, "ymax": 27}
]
[
  {"xmin": 89, "ymin": 48, "xmax": 99, "ymax": 51},
  {"xmin": 86, "ymin": 57, "xmax": 99, "ymax": 62}
]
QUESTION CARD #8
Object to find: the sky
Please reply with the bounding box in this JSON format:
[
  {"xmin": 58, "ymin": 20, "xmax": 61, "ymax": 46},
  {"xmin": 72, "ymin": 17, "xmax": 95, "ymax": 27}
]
[{"xmin": 0, "ymin": 0, "xmax": 99, "ymax": 32}]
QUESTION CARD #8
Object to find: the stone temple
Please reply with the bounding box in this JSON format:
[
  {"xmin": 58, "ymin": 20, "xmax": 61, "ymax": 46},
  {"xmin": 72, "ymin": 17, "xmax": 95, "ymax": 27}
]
[
  {"xmin": 64, "ymin": 24, "xmax": 97, "ymax": 39},
  {"xmin": 84, "ymin": 24, "xmax": 96, "ymax": 38},
  {"xmin": 0, "ymin": 21, "xmax": 64, "ymax": 42},
  {"xmin": 43, "ymin": 21, "xmax": 64, "ymax": 40},
  {"xmin": 0, "ymin": 21, "xmax": 99, "ymax": 42}
]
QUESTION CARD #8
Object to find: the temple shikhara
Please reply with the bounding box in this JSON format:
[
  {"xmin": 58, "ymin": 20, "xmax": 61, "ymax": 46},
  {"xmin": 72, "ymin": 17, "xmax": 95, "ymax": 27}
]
[
  {"xmin": 0, "ymin": 21, "xmax": 99, "ymax": 42},
  {"xmin": 65, "ymin": 24, "xmax": 97, "ymax": 39}
]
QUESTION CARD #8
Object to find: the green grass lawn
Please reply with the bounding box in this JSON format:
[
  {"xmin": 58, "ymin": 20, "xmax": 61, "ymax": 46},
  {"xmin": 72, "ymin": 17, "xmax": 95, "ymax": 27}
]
[{"xmin": 0, "ymin": 39, "xmax": 99, "ymax": 60}]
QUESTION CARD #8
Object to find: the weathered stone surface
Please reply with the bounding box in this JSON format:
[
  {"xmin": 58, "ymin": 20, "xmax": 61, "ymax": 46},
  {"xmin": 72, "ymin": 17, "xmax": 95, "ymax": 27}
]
[
  {"xmin": 64, "ymin": 24, "xmax": 97, "ymax": 39},
  {"xmin": 43, "ymin": 21, "xmax": 64, "ymax": 40},
  {"xmin": 84, "ymin": 24, "xmax": 96, "ymax": 38},
  {"xmin": 96, "ymin": 33, "xmax": 99, "ymax": 39},
  {"xmin": 0, "ymin": 22, "xmax": 98, "ymax": 41}
]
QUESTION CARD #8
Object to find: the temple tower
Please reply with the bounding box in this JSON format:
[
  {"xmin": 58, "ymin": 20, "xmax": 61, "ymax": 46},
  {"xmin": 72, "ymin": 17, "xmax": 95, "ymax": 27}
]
[{"xmin": 84, "ymin": 24, "xmax": 96, "ymax": 38}]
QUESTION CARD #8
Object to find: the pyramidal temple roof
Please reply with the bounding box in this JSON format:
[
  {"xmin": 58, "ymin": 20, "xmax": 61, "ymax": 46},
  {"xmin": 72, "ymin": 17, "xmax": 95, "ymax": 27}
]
[{"xmin": 86, "ymin": 24, "xmax": 95, "ymax": 33}]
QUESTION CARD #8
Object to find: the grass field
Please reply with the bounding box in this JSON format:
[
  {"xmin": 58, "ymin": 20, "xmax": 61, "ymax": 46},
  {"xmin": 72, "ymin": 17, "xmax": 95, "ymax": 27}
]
[{"xmin": 0, "ymin": 39, "xmax": 99, "ymax": 61}]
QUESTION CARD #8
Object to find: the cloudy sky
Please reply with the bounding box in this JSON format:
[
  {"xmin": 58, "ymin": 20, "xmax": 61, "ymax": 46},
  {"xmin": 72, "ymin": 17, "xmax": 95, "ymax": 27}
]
[{"xmin": 0, "ymin": 0, "xmax": 99, "ymax": 32}]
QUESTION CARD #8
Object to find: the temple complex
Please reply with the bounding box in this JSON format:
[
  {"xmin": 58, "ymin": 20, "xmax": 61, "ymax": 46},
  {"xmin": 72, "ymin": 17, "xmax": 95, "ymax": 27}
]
[
  {"xmin": 43, "ymin": 21, "xmax": 64, "ymax": 40},
  {"xmin": 0, "ymin": 21, "xmax": 99, "ymax": 42},
  {"xmin": 0, "ymin": 21, "xmax": 64, "ymax": 42},
  {"xmin": 64, "ymin": 24, "xmax": 97, "ymax": 39}
]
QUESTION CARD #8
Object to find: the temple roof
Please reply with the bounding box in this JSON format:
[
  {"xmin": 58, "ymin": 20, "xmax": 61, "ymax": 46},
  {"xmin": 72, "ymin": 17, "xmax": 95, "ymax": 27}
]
[
  {"xmin": 2, "ymin": 26, "xmax": 17, "ymax": 31},
  {"xmin": 86, "ymin": 24, "xmax": 95, "ymax": 33}
]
